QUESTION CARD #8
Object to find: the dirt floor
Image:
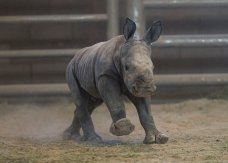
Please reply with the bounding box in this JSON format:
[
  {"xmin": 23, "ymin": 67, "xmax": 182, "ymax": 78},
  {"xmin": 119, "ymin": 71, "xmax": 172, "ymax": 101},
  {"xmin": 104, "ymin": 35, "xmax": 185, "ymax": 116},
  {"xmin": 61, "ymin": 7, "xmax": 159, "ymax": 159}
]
[{"xmin": 0, "ymin": 97, "xmax": 227, "ymax": 162}]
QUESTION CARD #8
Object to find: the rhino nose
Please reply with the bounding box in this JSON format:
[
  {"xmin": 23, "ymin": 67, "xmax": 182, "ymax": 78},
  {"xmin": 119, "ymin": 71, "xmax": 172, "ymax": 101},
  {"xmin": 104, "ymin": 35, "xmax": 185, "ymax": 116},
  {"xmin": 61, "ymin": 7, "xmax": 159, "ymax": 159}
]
[
  {"xmin": 152, "ymin": 84, "xmax": 157, "ymax": 91},
  {"xmin": 150, "ymin": 81, "xmax": 157, "ymax": 92},
  {"xmin": 132, "ymin": 84, "xmax": 138, "ymax": 92}
]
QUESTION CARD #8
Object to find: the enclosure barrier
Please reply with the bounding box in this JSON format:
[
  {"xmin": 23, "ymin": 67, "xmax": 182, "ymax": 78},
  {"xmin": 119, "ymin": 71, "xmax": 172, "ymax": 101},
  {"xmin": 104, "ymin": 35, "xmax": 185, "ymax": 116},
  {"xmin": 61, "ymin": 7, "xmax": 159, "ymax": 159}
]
[
  {"xmin": 143, "ymin": 0, "xmax": 228, "ymax": 8},
  {"xmin": 154, "ymin": 34, "xmax": 228, "ymax": 47},
  {"xmin": 0, "ymin": 0, "xmax": 119, "ymax": 40},
  {"xmin": 0, "ymin": 34, "xmax": 228, "ymax": 58},
  {"xmin": 0, "ymin": 14, "xmax": 107, "ymax": 23},
  {"xmin": 0, "ymin": 84, "xmax": 69, "ymax": 97},
  {"xmin": 0, "ymin": 73, "xmax": 228, "ymax": 97},
  {"xmin": 156, "ymin": 73, "xmax": 228, "ymax": 86},
  {"xmin": 127, "ymin": 0, "xmax": 145, "ymax": 38},
  {"xmin": 0, "ymin": 49, "xmax": 78, "ymax": 58},
  {"xmin": 107, "ymin": 0, "xmax": 119, "ymax": 39},
  {"xmin": 1, "ymin": 0, "xmax": 228, "ymax": 96}
]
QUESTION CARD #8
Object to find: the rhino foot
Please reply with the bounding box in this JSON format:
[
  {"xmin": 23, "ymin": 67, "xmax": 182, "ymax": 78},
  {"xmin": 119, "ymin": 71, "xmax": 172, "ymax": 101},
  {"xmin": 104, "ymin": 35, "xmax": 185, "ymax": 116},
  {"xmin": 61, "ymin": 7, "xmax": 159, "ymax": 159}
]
[
  {"xmin": 63, "ymin": 128, "xmax": 81, "ymax": 141},
  {"xmin": 155, "ymin": 133, "xmax": 169, "ymax": 144},
  {"xmin": 143, "ymin": 135, "xmax": 154, "ymax": 144},
  {"xmin": 110, "ymin": 118, "xmax": 135, "ymax": 136},
  {"xmin": 81, "ymin": 133, "xmax": 102, "ymax": 143},
  {"xmin": 143, "ymin": 133, "xmax": 169, "ymax": 144}
]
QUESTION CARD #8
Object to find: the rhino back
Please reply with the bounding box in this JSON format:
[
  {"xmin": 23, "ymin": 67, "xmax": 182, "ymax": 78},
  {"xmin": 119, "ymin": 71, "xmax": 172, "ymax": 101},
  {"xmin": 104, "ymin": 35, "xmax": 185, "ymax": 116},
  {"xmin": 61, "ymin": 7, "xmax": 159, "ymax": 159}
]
[
  {"xmin": 71, "ymin": 42, "xmax": 104, "ymax": 97},
  {"xmin": 94, "ymin": 35, "xmax": 125, "ymax": 80},
  {"xmin": 71, "ymin": 35, "xmax": 125, "ymax": 97}
]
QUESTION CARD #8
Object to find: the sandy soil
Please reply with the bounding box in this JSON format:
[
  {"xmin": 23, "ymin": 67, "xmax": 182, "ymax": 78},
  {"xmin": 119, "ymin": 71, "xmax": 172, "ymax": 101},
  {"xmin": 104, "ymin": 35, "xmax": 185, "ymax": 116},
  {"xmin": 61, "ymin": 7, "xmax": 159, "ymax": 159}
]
[{"xmin": 0, "ymin": 98, "xmax": 227, "ymax": 162}]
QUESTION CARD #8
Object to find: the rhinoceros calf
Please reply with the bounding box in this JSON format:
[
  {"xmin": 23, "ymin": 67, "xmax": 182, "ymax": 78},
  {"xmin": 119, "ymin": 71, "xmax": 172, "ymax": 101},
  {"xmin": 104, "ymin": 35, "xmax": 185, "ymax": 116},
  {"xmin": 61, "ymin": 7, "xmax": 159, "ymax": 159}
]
[{"xmin": 63, "ymin": 18, "xmax": 168, "ymax": 144}]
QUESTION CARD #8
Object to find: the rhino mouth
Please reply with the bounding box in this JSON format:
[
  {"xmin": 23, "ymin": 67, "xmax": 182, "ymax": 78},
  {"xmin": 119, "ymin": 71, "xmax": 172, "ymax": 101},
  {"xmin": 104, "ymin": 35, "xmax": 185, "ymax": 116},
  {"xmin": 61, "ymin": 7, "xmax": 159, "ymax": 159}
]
[
  {"xmin": 124, "ymin": 76, "xmax": 157, "ymax": 97},
  {"xmin": 130, "ymin": 86, "xmax": 156, "ymax": 97}
]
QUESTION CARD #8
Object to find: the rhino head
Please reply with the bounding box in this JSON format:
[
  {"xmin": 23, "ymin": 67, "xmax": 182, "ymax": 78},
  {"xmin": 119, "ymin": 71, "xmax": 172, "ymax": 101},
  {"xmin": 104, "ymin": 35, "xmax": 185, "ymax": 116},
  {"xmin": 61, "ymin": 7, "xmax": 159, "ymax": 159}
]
[{"xmin": 120, "ymin": 18, "xmax": 162, "ymax": 97}]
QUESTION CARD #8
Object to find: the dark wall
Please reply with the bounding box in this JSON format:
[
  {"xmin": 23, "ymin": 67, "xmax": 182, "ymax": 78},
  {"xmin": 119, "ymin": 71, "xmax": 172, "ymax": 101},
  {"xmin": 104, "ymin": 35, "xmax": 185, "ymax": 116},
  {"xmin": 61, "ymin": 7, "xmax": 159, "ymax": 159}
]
[
  {"xmin": 145, "ymin": 6, "xmax": 228, "ymax": 35},
  {"xmin": 0, "ymin": 0, "xmax": 107, "ymax": 50},
  {"xmin": 0, "ymin": 0, "xmax": 106, "ymax": 84},
  {"xmin": 144, "ymin": 4, "xmax": 228, "ymax": 76},
  {"xmin": 0, "ymin": 0, "xmax": 227, "ymax": 84}
]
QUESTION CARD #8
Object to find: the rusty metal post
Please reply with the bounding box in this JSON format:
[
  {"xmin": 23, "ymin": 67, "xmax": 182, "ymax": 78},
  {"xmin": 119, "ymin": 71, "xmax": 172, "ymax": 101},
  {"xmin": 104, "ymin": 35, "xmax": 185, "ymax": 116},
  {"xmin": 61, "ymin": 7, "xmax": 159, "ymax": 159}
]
[
  {"xmin": 107, "ymin": 0, "xmax": 119, "ymax": 39},
  {"xmin": 127, "ymin": 0, "xmax": 145, "ymax": 39}
]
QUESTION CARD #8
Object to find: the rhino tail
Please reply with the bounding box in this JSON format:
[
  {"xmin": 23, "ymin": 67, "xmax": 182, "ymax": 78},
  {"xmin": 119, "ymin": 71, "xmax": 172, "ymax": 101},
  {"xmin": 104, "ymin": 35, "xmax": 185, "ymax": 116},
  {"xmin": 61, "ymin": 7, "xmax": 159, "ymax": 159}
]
[{"xmin": 66, "ymin": 61, "xmax": 79, "ymax": 94}]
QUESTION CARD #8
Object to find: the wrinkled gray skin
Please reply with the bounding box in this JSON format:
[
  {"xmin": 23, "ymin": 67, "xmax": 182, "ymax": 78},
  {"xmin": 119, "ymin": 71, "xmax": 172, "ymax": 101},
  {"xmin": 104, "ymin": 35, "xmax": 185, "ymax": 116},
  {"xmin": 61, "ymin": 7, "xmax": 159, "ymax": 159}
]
[{"xmin": 63, "ymin": 18, "xmax": 168, "ymax": 144}]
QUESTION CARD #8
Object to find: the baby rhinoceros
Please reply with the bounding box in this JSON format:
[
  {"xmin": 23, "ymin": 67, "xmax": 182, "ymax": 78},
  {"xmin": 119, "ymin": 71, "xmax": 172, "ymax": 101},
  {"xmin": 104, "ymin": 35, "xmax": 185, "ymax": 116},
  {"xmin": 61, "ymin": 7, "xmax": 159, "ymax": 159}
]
[{"xmin": 63, "ymin": 18, "xmax": 168, "ymax": 144}]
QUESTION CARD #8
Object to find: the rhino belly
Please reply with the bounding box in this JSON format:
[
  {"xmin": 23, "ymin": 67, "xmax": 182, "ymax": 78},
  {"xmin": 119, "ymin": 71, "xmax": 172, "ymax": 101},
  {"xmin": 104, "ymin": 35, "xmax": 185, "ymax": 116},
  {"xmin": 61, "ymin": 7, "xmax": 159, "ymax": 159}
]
[{"xmin": 79, "ymin": 77, "xmax": 100, "ymax": 98}]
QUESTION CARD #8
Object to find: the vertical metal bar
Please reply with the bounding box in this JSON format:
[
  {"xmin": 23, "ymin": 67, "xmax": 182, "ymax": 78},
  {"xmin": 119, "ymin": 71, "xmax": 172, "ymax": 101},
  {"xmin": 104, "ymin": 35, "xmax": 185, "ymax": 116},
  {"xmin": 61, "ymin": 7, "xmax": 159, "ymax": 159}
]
[
  {"xmin": 127, "ymin": 0, "xmax": 145, "ymax": 39},
  {"xmin": 107, "ymin": 0, "xmax": 119, "ymax": 39}
]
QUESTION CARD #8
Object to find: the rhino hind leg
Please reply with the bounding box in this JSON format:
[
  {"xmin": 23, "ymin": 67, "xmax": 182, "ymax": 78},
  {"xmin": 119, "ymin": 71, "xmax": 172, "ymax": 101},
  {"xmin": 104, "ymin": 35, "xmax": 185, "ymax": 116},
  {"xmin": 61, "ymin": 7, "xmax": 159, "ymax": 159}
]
[
  {"xmin": 63, "ymin": 96, "xmax": 103, "ymax": 143},
  {"xmin": 63, "ymin": 109, "xmax": 81, "ymax": 141},
  {"xmin": 79, "ymin": 97, "xmax": 103, "ymax": 143},
  {"xmin": 76, "ymin": 98, "xmax": 103, "ymax": 143},
  {"xmin": 63, "ymin": 126, "xmax": 81, "ymax": 141}
]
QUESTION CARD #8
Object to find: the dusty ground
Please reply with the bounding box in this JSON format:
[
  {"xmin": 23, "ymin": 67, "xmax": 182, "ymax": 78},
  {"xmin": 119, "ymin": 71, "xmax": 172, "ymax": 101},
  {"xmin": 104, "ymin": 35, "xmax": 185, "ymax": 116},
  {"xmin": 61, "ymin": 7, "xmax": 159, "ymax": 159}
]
[{"xmin": 0, "ymin": 97, "xmax": 227, "ymax": 162}]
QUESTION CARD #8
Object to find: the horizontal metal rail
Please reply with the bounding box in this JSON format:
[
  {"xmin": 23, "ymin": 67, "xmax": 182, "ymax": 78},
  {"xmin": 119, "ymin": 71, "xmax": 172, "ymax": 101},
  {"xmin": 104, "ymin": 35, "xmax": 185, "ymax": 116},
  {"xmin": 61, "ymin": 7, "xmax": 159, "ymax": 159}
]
[
  {"xmin": 0, "ymin": 34, "xmax": 228, "ymax": 58},
  {"xmin": 156, "ymin": 73, "xmax": 228, "ymax": 86},
  {"xmin": 0, "ymin": 84, "xmax": 69, "ymax": 97},
  {"xmin": 0, "ymin": 73, "xmax": 228, "ymax": 97},
  {"xmin": 144, "ymin": 0, "xmax": 228, "ymax": 8},
  {"xmin": 153, "ymin": 34, "xmax": 228, "ymax": 47},
  {"xmin": 0, "ymin": 35, "xmax": 227, "ymax": 58},
  {"xmin": 0, "ymin": 14, "xmax": 107, "ymax": 23},
  {"xmin": 0, "ymin": 49, "xmax": 78, "ymax": 58}
]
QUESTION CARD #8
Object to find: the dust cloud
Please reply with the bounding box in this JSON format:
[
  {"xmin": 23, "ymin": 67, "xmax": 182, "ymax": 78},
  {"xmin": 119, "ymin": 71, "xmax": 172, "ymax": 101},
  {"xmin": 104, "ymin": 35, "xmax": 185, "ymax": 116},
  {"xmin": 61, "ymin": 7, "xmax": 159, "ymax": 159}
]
[
  {"xmin": 0, "ymin": 97, "xmax": 227, "ymax": 144},
  {"xmin": 0, "ymin": 98, "xmax": 74, "ymax": 142},
  {"xmin": 0, "ymin": 97, "xmax": 144, "ymax": 143}
]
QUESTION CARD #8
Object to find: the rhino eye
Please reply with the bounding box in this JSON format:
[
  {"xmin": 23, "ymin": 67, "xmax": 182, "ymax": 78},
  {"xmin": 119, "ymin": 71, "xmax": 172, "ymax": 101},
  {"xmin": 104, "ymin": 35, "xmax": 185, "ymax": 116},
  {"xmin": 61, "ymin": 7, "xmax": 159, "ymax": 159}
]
[{"xmin": 125, "ymin": 65, "xmax": 129, "ymax": 71}]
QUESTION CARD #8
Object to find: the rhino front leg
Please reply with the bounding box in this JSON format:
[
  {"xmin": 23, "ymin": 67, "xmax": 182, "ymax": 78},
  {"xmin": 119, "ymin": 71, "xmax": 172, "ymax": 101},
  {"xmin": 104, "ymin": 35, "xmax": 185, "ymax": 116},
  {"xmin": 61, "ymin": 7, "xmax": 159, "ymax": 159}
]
[
  {"xmin": 128, "ymin": 95, "xmax": 168, "ymax": 144},
  {"xmin": 98, "ymin": 77, "xmax": 135, "ymax": 136}
]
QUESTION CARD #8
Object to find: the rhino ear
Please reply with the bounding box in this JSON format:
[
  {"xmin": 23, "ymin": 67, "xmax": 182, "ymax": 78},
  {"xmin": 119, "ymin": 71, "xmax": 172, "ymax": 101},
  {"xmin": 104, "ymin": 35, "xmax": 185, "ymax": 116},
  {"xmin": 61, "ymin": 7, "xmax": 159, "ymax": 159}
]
[
  {"xmin": 123, "ymin": 17, "xmax": 136, "ymax": 41},
  {"xmin": 143, "ymin": 20, "xmax": 162, "ymax": 44}
]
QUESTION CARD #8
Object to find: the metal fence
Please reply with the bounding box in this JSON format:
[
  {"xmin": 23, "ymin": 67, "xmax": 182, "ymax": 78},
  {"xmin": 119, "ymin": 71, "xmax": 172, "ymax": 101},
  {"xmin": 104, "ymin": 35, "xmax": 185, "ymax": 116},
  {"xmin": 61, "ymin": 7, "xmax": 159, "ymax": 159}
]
[{"xmin": 0, "ymin": 0, "xmax": 228, "ymax": 97}]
